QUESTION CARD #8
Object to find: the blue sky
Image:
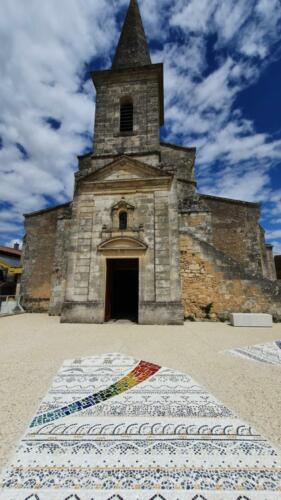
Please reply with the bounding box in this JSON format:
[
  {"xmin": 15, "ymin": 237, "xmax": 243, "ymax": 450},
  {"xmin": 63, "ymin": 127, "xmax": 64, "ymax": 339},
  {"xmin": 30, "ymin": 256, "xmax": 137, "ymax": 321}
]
[{"xmin": 1, "ymin": 0, "xmax": 281, "ymax": 254}]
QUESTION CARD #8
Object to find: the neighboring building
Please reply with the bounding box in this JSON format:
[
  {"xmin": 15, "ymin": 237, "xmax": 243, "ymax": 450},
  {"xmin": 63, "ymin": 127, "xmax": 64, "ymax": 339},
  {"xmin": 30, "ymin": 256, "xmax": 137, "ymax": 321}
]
[
  {"xmin": 21, "ymin": 0, "xmax": 281, "ymax": 323},
  {"xmin": 275, "ymin": 256, "xmax": 281, "ymax": 280},
  {"xmin": 0, "ymin": 244, "xmax": 22, "ymax": 296}
]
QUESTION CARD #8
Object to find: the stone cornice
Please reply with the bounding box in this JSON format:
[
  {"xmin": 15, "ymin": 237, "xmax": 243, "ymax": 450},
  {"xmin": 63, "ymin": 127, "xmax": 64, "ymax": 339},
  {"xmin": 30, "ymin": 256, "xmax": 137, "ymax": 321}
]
[
  {"xmin": 200, "ymin": 193, "xmax": 260, "ymax": 208},
  {"xmin": 79, "ymin": 176, "xmax": 172, "ymax": 195}
]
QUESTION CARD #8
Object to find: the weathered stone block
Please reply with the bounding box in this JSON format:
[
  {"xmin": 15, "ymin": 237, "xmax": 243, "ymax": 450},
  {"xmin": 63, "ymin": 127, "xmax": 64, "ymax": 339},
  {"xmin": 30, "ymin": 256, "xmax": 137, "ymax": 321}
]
[
  {"xmin": 139, "ymin": 301, "xmax": 184, "ymax": 325},
  {"xmin": 230, "ymin": 313, "xmax": 273, "ymax": 327},
  {"xmin": 61, "ymin": 301, "xmax": 104, "ymax": 323}
]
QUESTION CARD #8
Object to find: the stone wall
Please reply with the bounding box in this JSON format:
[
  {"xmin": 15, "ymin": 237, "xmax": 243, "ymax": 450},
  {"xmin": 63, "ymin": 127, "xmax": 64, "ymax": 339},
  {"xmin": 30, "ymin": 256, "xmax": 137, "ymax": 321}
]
[
  {"xmin": 48, "ymin": 212, "xmax": 72, "ymax": 315},
  {"xmin": 180, "ymin": 211, "xmax": 212, "ymax": 244},
  {"xmin": 264, "ymin": 244, "xmax": 277, "ymax": 281},
  {"xmin": 92, "ymin": 65, "xmax": 162, "ymax": 156},
  {"xmin": 21, "ymin": 204, "xmax": 70, "ymax": 312},
  {"xmin": 201, "ymin": 195, "xmax": 263, "ymax": 275},
  {"xmin": 180, "ymin": 232, "xmax": 281, "ymax": 321},
  {"xmin": 275, "ymin": 255, "xmax": 281, "ymax": 279},
  {"xmin": 160, "ymin": 143, "xmax": 197, "ymax": 203},
  {"xmin": 78, "ymin": 152, "xmax": 161, "ymax": 176},
  {"xmin": 160, "ymin": 143, "xmax": 196, "ymax": 182},
  {"xmin": 61, "ymin": 166, "xmax": 183, "ymax": 324}
]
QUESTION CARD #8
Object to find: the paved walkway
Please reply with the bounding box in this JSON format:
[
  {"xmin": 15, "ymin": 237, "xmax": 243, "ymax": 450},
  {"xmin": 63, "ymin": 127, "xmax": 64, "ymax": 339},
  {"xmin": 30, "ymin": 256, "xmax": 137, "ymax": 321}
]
[{"xmin": 0, "ymin": 315, "xmax": 281, "ymax": 495}]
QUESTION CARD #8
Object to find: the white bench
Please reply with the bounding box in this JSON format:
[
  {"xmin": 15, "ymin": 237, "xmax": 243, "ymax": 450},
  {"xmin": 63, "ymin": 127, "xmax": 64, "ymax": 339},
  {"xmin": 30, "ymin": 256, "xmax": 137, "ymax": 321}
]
[{"xmin": 230, "ymin": 313, "xmax": 273, "ymax": 327}]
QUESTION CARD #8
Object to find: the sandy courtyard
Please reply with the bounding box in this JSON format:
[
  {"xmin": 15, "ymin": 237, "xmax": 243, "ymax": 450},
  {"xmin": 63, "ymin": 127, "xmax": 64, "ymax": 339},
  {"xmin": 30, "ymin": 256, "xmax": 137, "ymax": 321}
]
[{"xmin": 0, "ymin": 313, "xmax": 281, "ymax": 472}]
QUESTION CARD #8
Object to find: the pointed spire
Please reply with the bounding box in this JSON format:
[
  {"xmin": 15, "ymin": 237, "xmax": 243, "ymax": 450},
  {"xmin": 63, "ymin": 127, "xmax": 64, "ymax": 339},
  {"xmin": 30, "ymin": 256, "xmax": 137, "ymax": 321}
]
[{"xmin": 112, "ymin": 0, "xmax": 151, "ymax": 70}]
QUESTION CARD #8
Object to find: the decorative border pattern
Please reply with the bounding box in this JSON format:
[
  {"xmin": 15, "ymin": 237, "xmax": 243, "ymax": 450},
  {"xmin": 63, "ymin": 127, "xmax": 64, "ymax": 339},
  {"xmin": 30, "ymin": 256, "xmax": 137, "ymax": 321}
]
[
  {"xmin": 229, "ymin": 340, "xmax": 281, "ymax": 366},
  {"xmin": 15, "ymin": 493, "xmax": 281, "ymax": 500}
]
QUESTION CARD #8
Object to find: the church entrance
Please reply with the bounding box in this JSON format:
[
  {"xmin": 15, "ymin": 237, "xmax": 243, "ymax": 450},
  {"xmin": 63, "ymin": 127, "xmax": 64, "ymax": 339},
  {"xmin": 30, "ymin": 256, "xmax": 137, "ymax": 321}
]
[{"xmin": 105, "ymin": 259, "xmax": 139, "ymax": 322}]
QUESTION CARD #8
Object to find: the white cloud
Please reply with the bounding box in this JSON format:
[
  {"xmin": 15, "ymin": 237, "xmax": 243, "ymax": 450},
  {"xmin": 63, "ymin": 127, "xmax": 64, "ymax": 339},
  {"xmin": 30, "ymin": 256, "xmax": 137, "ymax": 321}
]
[
  {"xmin": 171, "ymin": 0, "xmax": 218, "ymax": 35},
  {"xmin": 0, "ymin": 0, "xmax": 124, "ymax": 245},
  {"xmin": 214, "ymin": 0, "xmax": 252, "ymax": 43},
  {"xmin": 199, "ymin": 165, "xmax": 271, "ymax": 203},
  {"xmin": 267, "ymin": 229, "xmax": 281, "ymax": 239},
  {"xmin": 170, "ymin": 0, "xmax": 281, "ymax": 59},
  {"xmin": 269, "ymin": 241, "xmax": 281, "ymax": 256}
]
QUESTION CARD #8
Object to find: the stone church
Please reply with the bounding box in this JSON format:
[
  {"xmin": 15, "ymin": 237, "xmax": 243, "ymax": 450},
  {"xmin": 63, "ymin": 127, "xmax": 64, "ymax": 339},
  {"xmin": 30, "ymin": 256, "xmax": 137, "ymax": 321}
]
[{"xmin": 21, "ymin": 0, "xmax": 281, "ymax": 324}]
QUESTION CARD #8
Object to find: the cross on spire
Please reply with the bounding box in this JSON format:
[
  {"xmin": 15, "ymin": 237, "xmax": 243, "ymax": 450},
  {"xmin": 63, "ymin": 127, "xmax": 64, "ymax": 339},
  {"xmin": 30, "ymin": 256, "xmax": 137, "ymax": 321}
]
[{"xmin": 112, "ymin": 0, "xmax": 151, "ymax": 69}]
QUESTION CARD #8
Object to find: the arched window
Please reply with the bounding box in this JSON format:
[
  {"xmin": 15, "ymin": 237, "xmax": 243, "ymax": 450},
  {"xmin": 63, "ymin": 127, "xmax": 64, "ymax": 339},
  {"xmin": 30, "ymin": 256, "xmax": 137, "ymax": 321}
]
[
  {"xmin": 119, "ymin": 211, "xmax": 128, "ymax": 230},
  {"xmin": 120, "ymin": 98, "xmax": 133, "ymax": 133}
]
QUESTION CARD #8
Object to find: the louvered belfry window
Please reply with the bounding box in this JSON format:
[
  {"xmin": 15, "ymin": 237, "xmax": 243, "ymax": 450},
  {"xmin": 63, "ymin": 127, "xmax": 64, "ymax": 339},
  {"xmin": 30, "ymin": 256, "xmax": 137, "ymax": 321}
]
[{"xmin": 120, "ymin": 98, "xmax": 133, "ymax": 133}]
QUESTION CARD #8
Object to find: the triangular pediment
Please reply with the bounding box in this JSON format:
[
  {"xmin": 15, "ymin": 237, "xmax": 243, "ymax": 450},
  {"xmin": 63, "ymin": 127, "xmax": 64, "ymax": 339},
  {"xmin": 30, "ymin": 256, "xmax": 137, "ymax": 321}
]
[{"xmin": 80, "ymin": 156, "xmax": 172, "ymax": 184}]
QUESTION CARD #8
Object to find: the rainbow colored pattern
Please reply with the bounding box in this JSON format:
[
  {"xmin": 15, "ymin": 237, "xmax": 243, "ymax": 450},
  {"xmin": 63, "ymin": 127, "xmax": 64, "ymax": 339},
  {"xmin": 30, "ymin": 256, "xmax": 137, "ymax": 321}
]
[{"xmin": 30, "ymin": 360, "xmax": 161, "ymax": 428}]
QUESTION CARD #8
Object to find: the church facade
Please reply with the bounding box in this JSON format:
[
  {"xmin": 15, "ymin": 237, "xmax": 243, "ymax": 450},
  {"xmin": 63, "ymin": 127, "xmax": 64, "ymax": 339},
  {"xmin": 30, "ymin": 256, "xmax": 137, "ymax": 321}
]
[{"xmin": 21, "ymin": 0, "xmax": 281, "ymax": 324}]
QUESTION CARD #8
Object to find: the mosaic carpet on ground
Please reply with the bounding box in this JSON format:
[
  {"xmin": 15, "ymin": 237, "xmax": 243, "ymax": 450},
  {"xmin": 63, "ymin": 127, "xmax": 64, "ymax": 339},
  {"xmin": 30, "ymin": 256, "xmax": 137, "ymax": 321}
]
[
  {"xmin": 229, "ymin": 340, "xmax": 281, "ymax": 366},
  {"xmin": 0, "ymin": 353, "xmax": 280, "ymax": 499}
]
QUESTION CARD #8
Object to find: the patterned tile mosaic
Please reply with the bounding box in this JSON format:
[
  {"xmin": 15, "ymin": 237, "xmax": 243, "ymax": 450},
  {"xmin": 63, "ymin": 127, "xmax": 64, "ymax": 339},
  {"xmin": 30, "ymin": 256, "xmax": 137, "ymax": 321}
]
[
  {"xmin": 0, "ymin": 353, "xmax": 280, "ymax": 499},
  {"xmin": 229, "ymin": 340, "xmax": 281, "ymax": 366}
]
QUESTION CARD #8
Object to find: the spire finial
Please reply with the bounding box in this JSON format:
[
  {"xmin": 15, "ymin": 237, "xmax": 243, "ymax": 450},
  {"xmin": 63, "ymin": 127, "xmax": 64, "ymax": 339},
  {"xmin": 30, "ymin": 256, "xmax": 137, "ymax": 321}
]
[{"xmin": 112, "ymin": 0, "xmax": 151, "ymax": 70}]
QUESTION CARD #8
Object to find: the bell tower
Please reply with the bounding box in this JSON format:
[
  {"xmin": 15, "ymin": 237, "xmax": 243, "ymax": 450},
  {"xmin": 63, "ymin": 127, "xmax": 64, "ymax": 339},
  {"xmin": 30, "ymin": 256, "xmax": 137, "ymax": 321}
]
[{"xmin": 92, "ymin": 0, "xmax": 164, "ymax": 156}]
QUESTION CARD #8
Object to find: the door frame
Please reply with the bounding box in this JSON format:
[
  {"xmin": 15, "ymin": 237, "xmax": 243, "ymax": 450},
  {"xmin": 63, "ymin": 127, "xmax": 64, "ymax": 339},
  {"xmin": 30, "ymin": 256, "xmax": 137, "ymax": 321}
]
[{"xmin": 104, "ymin": 258, "xmax": 139, "ymax": 322}]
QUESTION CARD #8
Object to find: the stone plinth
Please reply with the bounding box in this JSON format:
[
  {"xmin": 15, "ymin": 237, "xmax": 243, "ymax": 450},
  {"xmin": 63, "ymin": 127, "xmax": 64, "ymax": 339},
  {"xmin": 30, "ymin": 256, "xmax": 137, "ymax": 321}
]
[{"xmin": 230, "ymin": 313, "xmax": 273, "ymax": 328}]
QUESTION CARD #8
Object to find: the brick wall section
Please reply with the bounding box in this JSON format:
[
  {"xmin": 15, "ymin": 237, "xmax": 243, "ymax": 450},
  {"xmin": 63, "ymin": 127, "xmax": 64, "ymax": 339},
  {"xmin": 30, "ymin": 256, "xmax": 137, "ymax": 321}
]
[
  {"xmin": 180, "ymin": 232, "xmax": 281, "ymax": 321},
  {"xmin": 201, "ymin": 195, "xmax": 263, "ymax": 275},
  {"xmin": 21, "ymin": 205, "xmax": 70, "ymax": 312}
]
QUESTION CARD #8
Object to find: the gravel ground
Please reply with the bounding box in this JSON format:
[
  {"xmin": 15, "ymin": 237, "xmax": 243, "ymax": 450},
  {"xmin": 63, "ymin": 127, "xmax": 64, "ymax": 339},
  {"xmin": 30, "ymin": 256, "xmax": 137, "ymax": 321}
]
[{"xmin": 0, "ymin": 313, "xmax": 281, "ymax": 470}]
